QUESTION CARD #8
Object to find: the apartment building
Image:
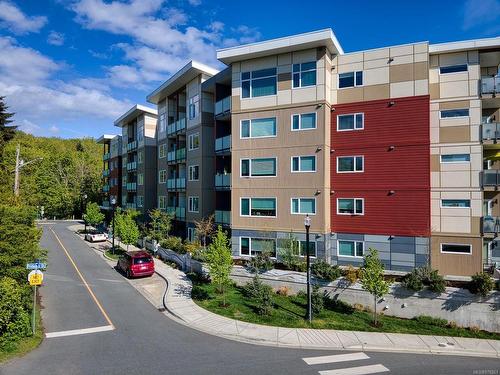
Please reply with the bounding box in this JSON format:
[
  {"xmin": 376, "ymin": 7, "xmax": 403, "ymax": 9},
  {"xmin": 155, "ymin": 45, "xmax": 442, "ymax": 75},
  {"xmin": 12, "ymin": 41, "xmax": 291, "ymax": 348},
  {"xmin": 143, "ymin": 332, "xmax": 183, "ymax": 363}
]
[
  {"xmin": 114, "ymin": 104, "xmax": 158, "ymax": 220},
  {"xmin": 98, "ymin": 29, "xmax": 500, "ymax": 277},
  {"xmin": 97, "ymin": 134, "xmax": 122, "ymax": 209}
]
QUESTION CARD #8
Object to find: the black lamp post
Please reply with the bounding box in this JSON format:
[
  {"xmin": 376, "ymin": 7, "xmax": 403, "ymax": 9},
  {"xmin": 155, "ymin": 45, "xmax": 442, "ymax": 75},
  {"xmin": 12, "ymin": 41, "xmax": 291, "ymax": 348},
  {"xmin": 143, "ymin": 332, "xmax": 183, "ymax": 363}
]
[
  {"xmin": 111, "ymin": 197, "xmax": 116, "ymax": 254},
  {"xmin": 304, "ymin": 214, "xmax": 312, "ymax": 323},
  {"xmin": 83, "ymin": 194, "xmax": 88, "ymax": 234}
]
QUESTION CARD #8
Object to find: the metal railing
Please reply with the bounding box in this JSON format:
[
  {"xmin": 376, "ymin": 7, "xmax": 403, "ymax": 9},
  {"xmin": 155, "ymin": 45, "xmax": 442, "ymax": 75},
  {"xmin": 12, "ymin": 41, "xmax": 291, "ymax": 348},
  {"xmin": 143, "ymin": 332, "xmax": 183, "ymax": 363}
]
[
  {"xmin": 481, "ymin": 77, "xmax": 500, "ymax": 95},
  {"xmin": 482, "ymin": 123, "xmax": 500, "ymax": 141},
  {"xmin": 482, "ymin": 216, "xmax": 500, "ymax": 233},
  {"xmin": 482, "ymin": 170, "xmax": 500, "ymax": 187},
  {"xmin": 102, "ymin": 169, "xmax": 110, "ymax": 177},
  {"xmin": 215, "ymin": 96, "xmax": 231, "ymax": 116},
  {"xmin": 215, "ymin": 173, "xmax": 231, "ymax": 189},
  {"xmin": 126, "ymin": 182, "xmax": 137, "ymax": 191},
  {"xmin": 127, "ymin": 140, "xmax": 138, "ymax": 151},
  {"xmin": 215, "ymin": 135, "xmax": 231, "ymax": 153},
  {"xmin": 126, "ymin": 161, "xmax": 137, "ymax": 171},
  {"xmin": 215, "ymin": 210, "xmax": 230, "ymax": 225},
  {"xmin": 103, "ymin": 152, "xmax": 110, "ymax": 161}
]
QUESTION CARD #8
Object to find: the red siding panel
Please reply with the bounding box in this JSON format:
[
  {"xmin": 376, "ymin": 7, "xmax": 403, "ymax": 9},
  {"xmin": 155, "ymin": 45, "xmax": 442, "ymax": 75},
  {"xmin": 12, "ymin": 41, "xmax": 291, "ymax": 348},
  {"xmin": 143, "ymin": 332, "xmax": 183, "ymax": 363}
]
[{"xmin": 331, "ymin": 95, "xmax": 430, "ymax": 237}]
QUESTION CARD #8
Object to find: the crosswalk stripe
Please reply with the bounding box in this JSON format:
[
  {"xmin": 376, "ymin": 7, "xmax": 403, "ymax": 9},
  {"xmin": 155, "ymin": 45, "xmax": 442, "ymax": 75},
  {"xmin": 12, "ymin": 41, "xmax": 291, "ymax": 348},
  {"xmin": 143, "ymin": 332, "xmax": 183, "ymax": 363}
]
[
  {"xmin": 303, "ymin": 352, "xmax": 370, "ymax": 365},
  {"xmin": 318, "ymin": 364, "xmax": 390, "ymax": 375}
]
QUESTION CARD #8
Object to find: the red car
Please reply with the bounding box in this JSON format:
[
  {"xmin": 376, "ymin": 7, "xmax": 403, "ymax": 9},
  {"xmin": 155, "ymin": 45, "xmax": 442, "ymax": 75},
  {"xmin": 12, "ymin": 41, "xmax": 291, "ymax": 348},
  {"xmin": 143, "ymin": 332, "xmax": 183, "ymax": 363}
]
[{"xmin": 117, "ymin": 251, "xmax": 155, "ymax": 278}]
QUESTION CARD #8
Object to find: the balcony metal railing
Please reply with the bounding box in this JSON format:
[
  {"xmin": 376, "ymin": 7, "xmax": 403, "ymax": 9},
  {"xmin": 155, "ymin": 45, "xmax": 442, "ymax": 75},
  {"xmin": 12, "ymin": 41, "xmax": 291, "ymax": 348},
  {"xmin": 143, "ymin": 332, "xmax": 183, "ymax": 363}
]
[
  {"xmin": 482, "ymin": 123, "xmax": 500, "ymax": 141},
  {"xmin": 126, "ymin": 182, "xmax": 137, "ymax": 191},
  {"xmin": 102, "ymin": 185, "xmax": 110, "ymax": 193},
  {"xmin": 215, "ymin": 210, "xmax": 231, "ymax": 225},
  {"xmin": 215, "ymin": 135, "xmax": 231, "ymax": 153},
  {"xmin": 482, "ymin": 216, "xmax": 500, "ymax": 233},
  {"xmin": 215, "ymin": 173, "xmax": 231, "ymax": 189},
  {"xmin": 481, "ymin": 77, "xmax": 500, "ymax": 95},
  {"xmin": 215, "ymin": 96, "xmax": 231, "ymax": 116},
  {"xmin": 127, "ymin": 140, "xmax": 138, "ymax": 151},
  {"xmin": 103, "ymin": 152, "xmax": 110, "ymax": 161},
  {"xmin": 102, "ymin": 169, "xmax": 110, "ymax": 177},
  {"xmin": 127, "ymin": 161, "xmax": 137, "ymax": 171},
  {"xmin": 167, "ymin": 118, "xmax": 187, "ymax": 136},
  {"xmin": 482, "ymin": 170, "xmax": 500, "ymax": 187},
  {"xmin": 167, "ymin": 206, "xmax": 186, "ymax": 220}
]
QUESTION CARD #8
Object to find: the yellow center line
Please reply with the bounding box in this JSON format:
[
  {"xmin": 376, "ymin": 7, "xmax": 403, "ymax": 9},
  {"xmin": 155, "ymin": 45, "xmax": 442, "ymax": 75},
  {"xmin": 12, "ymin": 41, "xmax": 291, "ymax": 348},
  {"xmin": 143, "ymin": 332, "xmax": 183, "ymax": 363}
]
[{"xmin": 49, "ymin": 227, "xmax": 115, "ymax": 329}]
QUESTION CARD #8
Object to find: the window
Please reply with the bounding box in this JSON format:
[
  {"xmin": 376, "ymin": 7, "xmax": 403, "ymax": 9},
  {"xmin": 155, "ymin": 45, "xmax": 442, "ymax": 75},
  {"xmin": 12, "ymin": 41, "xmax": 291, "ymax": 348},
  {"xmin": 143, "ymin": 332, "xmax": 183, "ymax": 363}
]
[
  {"xmin": 137, "ymin": 173, "xmax": 144, "ymax": 186},
  {"xmin": 440, "ymin": 154, "xmax": 470, "ymax": 163},
  {"xmin": 338, "ymin": 240, "xmax": 364, "ymax": 257},
  {"xmin": 440, "ymin": 109, "xmax": 469, "ymax": 118},
  {"xmin": 299, "ymin": 241, "xmax": 316, "ymax": 257},
  {"xmin": 440, "ymin": 243, "xmax": 471, "ymax": 254},
  {"xmin": 240, "ymin": 237, "xmax": 276, "ymax": 257},
  {"xmin": 159, "ymin": 170, "xmax": 167, "ymax": 183},
  {"xmin": 137, "ymin": 196, "xmax": 144, "ymax": 208},
  {"xmin": 338, "ymin": 71, "xmax": 363, "ymax": 88},
  {"xmin": 159, "ymin": 113, "xmax": 166, "ymax": 132},
  {"xmin": 291, "ymin": 198, "xmax": 316, "ymax": 215},
  {"xmin": 291, "ymin": 156, "xmax": 316, "ymax": 172},
  {"xmin": 137, "ymin": 124, "xmax": 144, "ymax": 142},
  {"xmin": 188, "ymin": 165, "xmax": 199, "ymax": 181},
  {"xmin": 441, "ymin": 199, "xmax": 470, "ymax": 208},
  {"xmin": 337, "ymin": 156, "xmax": 364, "ymax": 173},
  {"xmin": 241, "ymin": 197, "xmax": 276, "ymax": 217},
  {"xmin": 159, "ymin": 144, "xmax": 167, "ymax": 158},
  {"xmin": 293, "ymin": 61, "xmax": 316, "ymax": 88},
  {"xmin": 337, "ymin": 198, "xmax": 364, "ymax": 215},
  {"xmin": 337, "ymin": 113, "xmax": 364, "ymax": 131},
  {"xmin": 188, "ymin": 196, "xmax": 199, "ymax": 213},
  {"xmin": 291, "ymin": 113, "xmax": 316, "ymax": 131},
  {"xmin": 241, "ymin": 118, "xmax": 276, "ymax": 138},
  {"xmin": 439, "ymin": 64, "xmax": 468, "ymax": 74},
  {"xmin": 189, "ymin": 94, "xmax": 199, "ymax": 119},
  {"xmin": 137, "ymin": 151, "xmax": 143, "ymax": 164},
  {"xmin": 158, "ymin": 196, "xmax": 166, "ymax": 210},
  {"xmin": 188, "ymin": 132, "xmax": 200, "ymax": 151},
  {"xmin": 241, "ymin": 158, "xmax": 277, "ymax": 177},
  {"xmin": 187, "ymin": 227, "xmax": 196, "ymax": 242},
  {"xmin": 241, "ymin": 68, "xmax": 277, "ymax": 98}
]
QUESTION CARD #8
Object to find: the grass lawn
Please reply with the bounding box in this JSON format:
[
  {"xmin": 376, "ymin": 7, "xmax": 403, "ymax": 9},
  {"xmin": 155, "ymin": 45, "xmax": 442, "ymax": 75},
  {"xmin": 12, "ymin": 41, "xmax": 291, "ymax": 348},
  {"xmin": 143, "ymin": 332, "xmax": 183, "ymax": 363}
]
[
  {"xmin": 0, "ymin": 305, "xmax": 43, "ymax": 364},
  {"xmin": 190, "ymin": 277, "xmax": 500, "ymax": 340},
  {"xmin": 104, "ymin": 247, "xmax": 126, "ymax": 260}
]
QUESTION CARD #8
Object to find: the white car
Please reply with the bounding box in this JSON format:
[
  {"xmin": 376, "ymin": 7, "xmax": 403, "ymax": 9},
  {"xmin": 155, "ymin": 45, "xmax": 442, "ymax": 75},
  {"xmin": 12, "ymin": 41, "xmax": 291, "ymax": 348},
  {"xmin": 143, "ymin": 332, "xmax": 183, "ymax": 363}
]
[{"xmin": 85, "ymin": 232, "xmax": 108, "ymax": 242}]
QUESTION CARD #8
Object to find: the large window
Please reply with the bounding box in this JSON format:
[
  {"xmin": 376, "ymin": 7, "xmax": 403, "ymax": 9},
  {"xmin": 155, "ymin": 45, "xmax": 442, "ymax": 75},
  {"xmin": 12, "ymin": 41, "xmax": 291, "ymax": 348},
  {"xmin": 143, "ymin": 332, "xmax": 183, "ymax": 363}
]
[
  {"xmin": 291, "ymin": 198, "xmax": 316, "ymax": 215},
  {"xmin": 137, "ymin": 124, "xmax": 144, "ymax": 142},
  {"xmin": 440, "ymin": 243, "xmax": 471, "ymax": 254},
  {"xmin": 188, "ymin": 132, "xmax": 200, "ymax": 151},
  {"xmin": 240, "ymin": 237, "xmax": 276, "ymax": 257},
  {"xmin": 440, "ymin": 154, "xmax": 470, "ymax": 163},
  {"xmin": 337, "ymin": 156, "xmax": 364, "ymax": 173},
  {"xmin": 291, "ymin": 156, "xmax": 316, "ymax": 172},
  {"xmin": 439, "ymin": 64, "xmax": 467, "ymax": 74},
  {"xmin": 338, "ymin": 71, "xmax": 363, "ymax": 88},
  {"xmin": 159, "ymin": 113, "xmax": 166, "ymax": 132},
  {"xmin": 241, "ymin": 118, "xmax": 276, "ymax": 138},
  {"xmin": 338, "ymin": 240, "xmax": 364, "ymax": 257},
  {"xmin": 299, "ymin": 241, "xmax": 316, "ymax": 257},
  {"xmin": 138, "ymin": 151, "xmax": 143, "ymax": 164},
  {"xmin": 188, "ymin": 196, "xmax": 199, "ymax": 213},
  {"xmin": 189, "ymin": 165, "xmax": 199, "ymax": 181},
  {"xmin": 158, "ymin": 196, "xmax": 166, "ymax": 210},
  {"xmin": 241, "ymin": 68, "xmax": 277, "ymax": 98},
  {"xmin": 159, "ymin": 170, "xmax": 167, "ymax": 183},
  {"xmin": 292, "ymin": 61, "xmax": 316, "ymax": 88},
  {"xmin": 241, "ymin": 197, "xmax": 276, "ymax": 217},
  {"xmin": 159, "ymin": 144, "xmax": 167, "ymax": 158},
  {"xmin": 241, "ymin": 158, "xmax": 277, "ymax": 177},
  {"xmin": 337, "ymin": 198, "xmax": 364, "ymax": 215},
  {"xmin": 440, "ymin": 109, "xmax": 469, "ymax": 118},
  {"xmin": 291, "ymin": 113, "xmax": 316, "ymax": 131},
  {"xmin": 137, "ymin": 173, "xmax": 144, "ymax": 186},
  {"xmin": 189, "ymin": 94, "xmax": 199, "ymax": 119},
  {"xmin": 441, "ymin": 199, "xmax": 470, "ymax": 208},
  {"xmin": 187, "ymin": 227, "xmax": 196, "ymax": 242},
  {"xmin": 337, "ymin": 113, "xmax": 364, "ymax": 131},
  {"xmin": 137, "ymin": 196, "xmax": 144, "ymax": 208}
]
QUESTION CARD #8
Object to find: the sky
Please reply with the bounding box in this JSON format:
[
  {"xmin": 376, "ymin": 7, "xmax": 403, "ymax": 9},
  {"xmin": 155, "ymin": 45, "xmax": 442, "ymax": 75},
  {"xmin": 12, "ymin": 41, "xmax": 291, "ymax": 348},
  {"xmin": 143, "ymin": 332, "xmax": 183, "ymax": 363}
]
[{"xmin": 0, "ymin": 0, "xmax": 499, "ymax": 139}]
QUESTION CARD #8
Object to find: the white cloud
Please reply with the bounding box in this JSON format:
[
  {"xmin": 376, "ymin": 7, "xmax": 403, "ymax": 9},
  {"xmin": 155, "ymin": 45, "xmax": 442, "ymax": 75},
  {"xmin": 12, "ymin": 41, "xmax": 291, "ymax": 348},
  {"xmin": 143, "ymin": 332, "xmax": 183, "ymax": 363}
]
[
  {"xmin": 463, "ymin": 0, "xmax": 500, "ymax": 30},
  {"xmin": 47, "ymin": 31, "xmax": 65, "ymax": 46},
  {"xmin": 188, "ymin": 0, "xmax": 201, "ymax": 6},
  {"xmin": 49, "ymin": 125, "xmax": 60, "ymax": 133},
  {"xmin": 0, "ymin": 1, "xmax": 47, "ymax": 34}
]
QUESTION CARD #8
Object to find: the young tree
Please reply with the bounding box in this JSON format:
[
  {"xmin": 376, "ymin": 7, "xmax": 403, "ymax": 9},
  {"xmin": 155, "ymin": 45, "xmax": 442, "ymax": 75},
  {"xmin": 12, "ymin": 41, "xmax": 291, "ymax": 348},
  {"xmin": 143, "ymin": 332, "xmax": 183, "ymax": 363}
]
[
  {"xmin": 84, "ymin": 202, "xmax": 104, "ymax": 230},
  {"xmin": 194, "ymin": 214, "xmax": 214, "ymax": 250},
  {"xmin": 148, "ymin": 209, "xmax": 173, "ymax": 243},
  {"xmin": 360, "ymin": 248, "xmax": 390, "ymax": 326},
  {"xmin": 116, "ymin": 211, "xmax": 140, "ymax": 251},
  {"xmin": 0, "ymin": 96, "xmax": 16, "ymax": 160},
  {"xmin": 278, "ymin": 232, "xmax": 300, "ymax": 270},
  {"xmin": 205, "ymin": 226, "xmax": 233, "ymax": 306}
]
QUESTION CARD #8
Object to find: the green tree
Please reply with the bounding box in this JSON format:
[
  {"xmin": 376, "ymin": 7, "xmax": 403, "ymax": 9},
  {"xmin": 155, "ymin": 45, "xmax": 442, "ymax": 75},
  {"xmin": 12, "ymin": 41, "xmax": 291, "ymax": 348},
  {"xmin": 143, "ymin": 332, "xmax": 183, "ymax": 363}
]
[
  {"xmin": 205, "ymin": 226, "xmax": 233, "ymax": 306},
  {"xmin": 0, "ymin": 96, "xmax": 16, "ymax": 161},
  {"xmin": 360, "ymin": 248, "xmax": 390, "ymax": 326},
  {"xmin": 115, "ymin": 211, "xmax": 140, "ymax": 251},
  {"xmin": 84, "ymin": 202, "xmax": 105, "ymax": 230},
  {"xmin": 194, "ymin": 214, "xmax": 214, "ymax": 250},
  {"xmin": 147, "ymin": 209, "xmax": 173, "ymax": 242},
  {"xmin": 279, "ymin": 232, "xmax": 301, "ymax": 270}
]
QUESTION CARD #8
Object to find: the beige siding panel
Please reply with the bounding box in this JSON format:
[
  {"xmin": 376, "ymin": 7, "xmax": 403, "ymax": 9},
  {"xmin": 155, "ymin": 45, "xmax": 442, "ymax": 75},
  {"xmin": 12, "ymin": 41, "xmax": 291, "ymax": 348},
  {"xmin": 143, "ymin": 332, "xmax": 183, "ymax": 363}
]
[
  {"xmin": 431, "ymin": 154, "xmax": 440, "ymax": 171},
  {"xmin": 439, "ymin": 100, "xmax": 470, "ymax": 110},
  {"xmin": 429, "ymin": 83, "xmax": 440, "ymax": 99},
  {"xmin": 415, "ymin": 79, "xmax": 429, "ymax": 96},
  {"xmin": 337, "ymin": 87, "xmax": 363, "ymax": 104},
  {"xmin": 439, "ymin": 80, "xmax": 469, "ymax": 98},
  {"xmin": 278, "ymin": 73, "xmax": 291, "ymax": 90},
  {"xmin": 439, "ymin": 126, "xmax": 470, "ymax": 143},
  {"xmin": 363, "ymin": 84, "xmax": 390, "ymax": 101},
  {"xmin": 390, "ymin": 63, "xmax": 414, "ymax": 83},
  {"xmin": 431, "ymin": 236, "xmax": 482, "ymax": 276},
  {"xmin": 390, "ymin": 81, "xmax": 414, "ymax": 98}
]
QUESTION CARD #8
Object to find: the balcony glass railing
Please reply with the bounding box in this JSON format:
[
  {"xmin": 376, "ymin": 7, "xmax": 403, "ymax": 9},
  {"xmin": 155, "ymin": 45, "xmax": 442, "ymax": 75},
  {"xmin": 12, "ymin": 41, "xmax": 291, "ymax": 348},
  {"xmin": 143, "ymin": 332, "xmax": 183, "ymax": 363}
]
[
  {"xmin": 482, "ymin": 170, "xmax": 500, "ymax": 186},
  {"xmin": 483, "ymin": 216, "xmax": 500, "ymax": 233},
  {"xmin": 103, "ymin": 152, "xmax": 110, "ymax": 161},
  {"xmin": 102, "ymin": 185, "xmax": 110, "ymax": 193},
  {"xmin": 167, "ymin": 206, "xmax": 186, "ymax": 220},
  {"xmin": 215, "ymin": 96, "xmax": 231, "ymax": 116},
  {"xmin": 482, "ymin": 123, "xmax": 500, "ymax": 141},
  {"xmin": 125, "ymin": 202, "xmax": 137, "ymax": 210},
  {"xmin": 215, "ymin": 210, "xmax": 230, "ymax": 225},
  {"xmin": 167, "ymin": 118, "xmax": 187, "ymax": 135},
  {"xmin": 127, "ymin": 140, "xmax": 138, "ymax": 151},
  {"xmin": 481, "ymin": 77, "xmax": 500, "ymax": 95},
  {"xmin": 167, "ymin": 178, "xmax": 186, "ymax": 190},
  {"xmin": 102, "ymin": 169, "xmax": 110, "ymax": 177},
  {"xmin": 167, "ymin": 150, "xmax": 175, "ymax": 162},
  {"xmin": 126, "ymin": 161, "xmax": 137, "ymax": 171},
  {"xmin": 126, "ymin": 182, "xmax": 137, "ymax": 191},
  {"xmin": 215, "ymin": 173, "xmax": 231, "ymax": 189},
  {"xmin": 215, "ymin": 135, "xmax": 231, "ymax": 152},
  {"xmin": 176, "ymin": 148, "xmax": 186, "ymax": 160}
]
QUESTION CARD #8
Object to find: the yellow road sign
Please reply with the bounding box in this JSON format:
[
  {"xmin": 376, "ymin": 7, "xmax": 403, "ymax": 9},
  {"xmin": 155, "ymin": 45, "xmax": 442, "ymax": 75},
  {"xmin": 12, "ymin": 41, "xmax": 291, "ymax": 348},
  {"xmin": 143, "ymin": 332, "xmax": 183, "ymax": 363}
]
[{"xmin": 28, "ymin": 270, "xmax": 43, "ymax": 286}]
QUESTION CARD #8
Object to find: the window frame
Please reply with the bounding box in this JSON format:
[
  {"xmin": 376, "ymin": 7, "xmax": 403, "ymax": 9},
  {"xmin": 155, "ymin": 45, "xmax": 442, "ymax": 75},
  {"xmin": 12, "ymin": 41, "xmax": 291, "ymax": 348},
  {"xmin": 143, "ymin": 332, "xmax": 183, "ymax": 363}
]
[
  {"xmin": 188, "ymin": 165, "xmax": 199, "ymax": 181},
  {"xmin": 137, "ymin": 195, "xmax": 144, "ymax": 208},
  {"xmin": 337, "ymin": 155, "xmax": 364, "ymax": 173},
  {"xmin": 188, "ymin": 132, "xmax": 200, "ymax": 151},
  {"xmin": 439, "ymin": 64, "xmax": 468, "ymax": 75},
  {"xmin": 187, "ymin": 227, "xmax": 196, "ymax": 242},
  {"xmin": 291, "ymin": 112, "xmax": 317, "ymax": 131},
  {"xmin": 158, "ymin": 143, "xmax": 167, "ymax": 159},
  {"xmin": 337, "ymin": 198, "xmax": 364, "ymax": 215},
  {"xmin": 440, "ymin": 154, "xmax": 471, "ymax": 163},
  {"xmin": 337, "ymin": 113, "xmax": 364, "ymax": 131},
  {"xmin": 298, "ymin": 240, "xmax": 317, "ymax": 258},
  {"xmin": 159, "ymin": 112, "xmax": 167, "ymax": 133},
  {"xmin": 440, "ymin": 243, "xmax": 472, "ymax": 255},
  {"xmin": 290, "ymin": 197, "xmax": 317, "ymax": 215},
  {"xmin": 240, "ymin": 197, "xmax": 277, "ymax": 218},
  {"xmin": 158, "ymin": 170, "xmax": 167, "ymax": 184},
  {"xmin": 188, "ymin": 196, "xmax": 199, "ymax": 213},
  {"xmin": 239, "ymin": 236, "xmax": 277, "ymax": 257},
  {"xmin": 241, "ymin": 68, "xmax": 277, "ymax": 99},
  {"xmin": 440, "ymin": 199, "xmax": 471, "ymax": 208},
  {"xmin": 240, "ymin": 157, "xmax": 277, "ymax": 178},
  {"xmin": 240, "ymin": 118, "xmax": 277, "ymax": 139},
  {"xmin": 137, "ymin": 173, "xmax": 144, "ymax": 186},
  {"xmin": 337, "ymin": 240, "xmax": 365, "ymax": 258},
  {"xmin": 338, "ymin": 71, "xmax": 363, "ymax": 89},
  {"xmin": 291, "ymin": 155, "xmax": 317, "ymax": 173},
  {"xmin": 188, "ymin": 94, "xmax": 200, "ymax": 120},
  {"xmin": 292, "ymin": 61, "xmax": 317, "ymax": 89},
  {"xmin": 439, "ymin": 109, "xmax": 470, "ymax": 119},
  {"xmin": 158, "ymin": 196, "xmax": 167, "ymax": 210}
]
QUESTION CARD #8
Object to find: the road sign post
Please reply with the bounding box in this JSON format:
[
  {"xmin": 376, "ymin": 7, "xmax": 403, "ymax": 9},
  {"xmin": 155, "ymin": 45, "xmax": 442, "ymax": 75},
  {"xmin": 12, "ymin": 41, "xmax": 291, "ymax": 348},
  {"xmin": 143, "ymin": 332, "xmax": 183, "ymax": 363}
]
[{"xmin": 28, "ymin": 269, "xmax": 43, "ymax": 335}]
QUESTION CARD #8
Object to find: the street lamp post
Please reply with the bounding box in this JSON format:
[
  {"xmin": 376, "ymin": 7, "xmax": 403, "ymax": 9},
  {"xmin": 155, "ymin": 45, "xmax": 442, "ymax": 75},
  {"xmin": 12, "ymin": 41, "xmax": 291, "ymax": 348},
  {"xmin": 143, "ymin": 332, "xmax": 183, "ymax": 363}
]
[
  {"xmin": 83, "ymin": 194, "xmax": 88, "ymax": 234},
  {"xmin": 111, "ymin": 197, "xmax": 116, "ymax": 254},
  {"xmin": 304, "ymin": 215, "xmax": 312, "ymax": 323}
]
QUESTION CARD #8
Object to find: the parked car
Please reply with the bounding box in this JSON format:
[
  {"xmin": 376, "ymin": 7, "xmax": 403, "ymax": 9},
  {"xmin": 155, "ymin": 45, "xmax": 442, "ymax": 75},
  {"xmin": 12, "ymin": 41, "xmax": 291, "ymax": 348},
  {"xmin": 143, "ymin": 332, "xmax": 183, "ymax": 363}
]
[
  {"xmin": 117, "ymin": 251, "xmax": 155, "ymax": 279},
  {"xmin": 85, "ymin": 231, "xmax": 108, "ymax": 242}
]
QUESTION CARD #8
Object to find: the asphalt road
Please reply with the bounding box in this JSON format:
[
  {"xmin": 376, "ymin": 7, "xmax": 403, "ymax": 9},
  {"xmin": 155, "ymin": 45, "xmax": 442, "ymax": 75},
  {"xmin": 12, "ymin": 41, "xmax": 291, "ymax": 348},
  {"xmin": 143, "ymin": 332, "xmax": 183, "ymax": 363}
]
[{"xmin": 2, "ymin": 221, "xmax": 499, "ymax": 375}]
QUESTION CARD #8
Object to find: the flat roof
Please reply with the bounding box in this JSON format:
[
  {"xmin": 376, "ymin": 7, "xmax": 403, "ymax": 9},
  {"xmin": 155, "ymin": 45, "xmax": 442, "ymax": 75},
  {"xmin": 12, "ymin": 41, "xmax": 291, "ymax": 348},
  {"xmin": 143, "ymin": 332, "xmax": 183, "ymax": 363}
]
[
  {"xmin": 114, "ymin": 104, "xmax": 157, "ymax": 128},
  {"xmin": 216, "ymin": 28, "xmax": 344, "ymax": 64},
  {"xmin": 96, "ymin": 134, "xmax": 117, "ymax": 144},
  {"xmin": 429, "ymin": 36, "xmax": 500, "ymax": 54},
  {"xmin": 146, "ymin": 60, "xmax": 219, "ymax": 104}
]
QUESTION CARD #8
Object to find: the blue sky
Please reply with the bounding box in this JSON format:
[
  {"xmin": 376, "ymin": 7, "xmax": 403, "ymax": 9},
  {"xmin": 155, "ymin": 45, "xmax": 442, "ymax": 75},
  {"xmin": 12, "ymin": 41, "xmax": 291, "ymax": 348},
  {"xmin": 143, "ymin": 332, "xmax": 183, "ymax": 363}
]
[{"xmin": 0, "ymin": 0, "xmax": 499, "ymax": 139}]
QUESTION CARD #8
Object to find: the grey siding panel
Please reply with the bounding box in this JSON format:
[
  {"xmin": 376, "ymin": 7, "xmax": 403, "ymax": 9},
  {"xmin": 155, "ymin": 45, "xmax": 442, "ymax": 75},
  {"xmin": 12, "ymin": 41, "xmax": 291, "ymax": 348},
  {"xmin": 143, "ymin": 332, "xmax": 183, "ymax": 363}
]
[
  {"xmin": 415, "ymin": 237, "xmax": 429, "ymax": 246},
  {"xmin": 415, "ymin": 244, "xmax": 429, "ymax": 254},
  {"xmin": 337, "ymin": 258, "xmax": 363, "ymax": 266},
  {"xmin": 415, "ymin": 254, "xmax": 429, "ymax": 267},
  {"xmin": 390, "ymin": 242, "xmax": 416, "ymax": 254},
  {"xmin": 365, "ymin": 241, "xmax": 390, "ymax": 252},
  {"xmin": 391, "ymin": 253, "xmax": 415, "ymax": 263},
  {"xmin": 391, "ymin": 265, "xmax": 414, "ymax": 272},
  {"xmin": 337, "ymin": 233, "xmax": 364, "ymax": 241},
  {"xmin": 365, "ymin": 234, "xmax": 391, "ymax": 242}
]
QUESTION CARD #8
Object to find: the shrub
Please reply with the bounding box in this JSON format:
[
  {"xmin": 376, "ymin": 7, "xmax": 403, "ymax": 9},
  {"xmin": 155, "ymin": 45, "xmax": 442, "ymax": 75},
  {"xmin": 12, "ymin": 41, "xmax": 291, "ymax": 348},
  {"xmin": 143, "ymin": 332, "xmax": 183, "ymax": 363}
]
[
  {"xmin": 447, "ymin": 321, "xmax": 458, "ymax": 329},
  {"xmin": 160, "ymin": 236, "xmax": 184, "ymax": 253},
  {"xmin": 344, "ymin": 265, "xmax": 359, "ymax": 284},
  {"xmin": 191, "ymin": 285, "xmax": 210, "ymax": 300},
  {"xmin": 296, "ymin": 290, "xmax": 307, "ymax": 299},
  {"xmin": 242, "ymin": 275, "xmax": 266, "ymax": 299},
  {"xmin": 414, "ymin": 315, "xmax": 448, "ymax": 327},
  {"xmin": 311, "ymin": 260, "xmax": 341, "ymax": 281},
  {"xmin": 311, "ymin": 285, "xmax": 324, "ymax": 315},
  {"xmin": 469, "ymin": 272, "xmax": 494, "ymax": 297},
  {"xmin": 469, "ymin": 325, "xmax": 481, "ymax": 333},
  {"xmin": 402, "ymin": 270, "xmax": 424, "ymax": 291},
  {"xmin": 292, "ymin": 261, "xmax": 307, "ymax": 273},
  {"xmin": 428, "ymin": 270, "xmax": 446, "ymax": 293},
  {"xmin": 276, "ymin": 286, "xmax": 290, "ymax": 296},
  {"xmin": 352, "ymin": 303, "xmax": 365, "ymax": 311},
  {"xmin": 402, "ymin": 266, "xmax": 446, "ymax": 293},
  {"xmin": 324, "ymin": 298, "xmax": 355, "ymax": 314},
  {"xmin": 248, "ymin": 250, "xmax": 274, "ymax": 273},
  {"xmin": 255, "ymin": 283, "xmax": 274, "ymax": 315}
]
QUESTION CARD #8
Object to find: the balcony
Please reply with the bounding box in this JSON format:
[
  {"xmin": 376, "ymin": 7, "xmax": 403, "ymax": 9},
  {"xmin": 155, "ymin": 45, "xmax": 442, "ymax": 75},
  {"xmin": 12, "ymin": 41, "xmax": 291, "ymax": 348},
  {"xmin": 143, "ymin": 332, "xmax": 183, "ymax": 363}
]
[
  {"xmin": 125, "ymin": 202, "xmax": 137, "ymax": 210},
  {"xmin": 167, "ymin": 148, "xmax": 186, "ymax": 163},
  {"xmin": 215, "ymin": 96, "xmax": 231, "ymax": 116},
  {"xmin": 102, "ymin": 184, "xmax": 110, "ymax": 193},
  {"xmin": 103, "ymin": 152, "xmax": 110, "ymax": 161},
  {"xmin": 102, "ymin": 201, "xmax": 110, "ymax": 208},
  {"xmin": 482, "ymin": 170, "xmax": 500, "ymax": 189},
  {"xmin": 482, "ymin": 216, "xmax": 500, "ymax": 233},
  {"xmin": 482, "ymin": 123, "xmax": 500, "ymax": 142},
  {"xmin": 215, "ymin": 135, "xmax": 231, "ymax": 153},
  {"xmin": 126, "ymin": 182, "xmax": 137, "ymax": 191},
  {"xmin": 167, "ymin": 178, "xmax": 186, "ymax": 190},
  {"xmin": 167, "ymin": 206, "xmax": 186, "ymax": 220},
  {"xmin": 167, "ymin": 118, "xmax": 186, "ymax": 136},
  {"xmin": 481, "ymin": 77, "xmax": 500, "ymax": 96},
  {"xmin": 102, "ymin": 169, "xmax": 110, "ymax": 177},
  {"xmin": 127, "ymin": 161, "xmax": 137, "ymax": 171},
  {"xmin": 215, "ymin": 210, "xmax": 230, "ymax": 225},
  {"xmin": 127, "ymin": 140, "xmax": 138, "ymax": 152},
  {"xmin": 215, "ymin": 173, "xmax": 231, "ymax": 189}
]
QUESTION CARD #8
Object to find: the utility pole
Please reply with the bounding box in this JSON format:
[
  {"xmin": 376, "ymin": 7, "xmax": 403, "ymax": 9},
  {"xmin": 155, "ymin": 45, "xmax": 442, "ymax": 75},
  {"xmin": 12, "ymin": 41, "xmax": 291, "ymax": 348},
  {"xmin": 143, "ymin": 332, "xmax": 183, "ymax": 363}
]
[{"xmin": 13, "ymin": 144, "xmax": 20, "ymax": 196}]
